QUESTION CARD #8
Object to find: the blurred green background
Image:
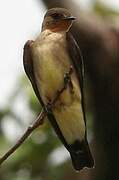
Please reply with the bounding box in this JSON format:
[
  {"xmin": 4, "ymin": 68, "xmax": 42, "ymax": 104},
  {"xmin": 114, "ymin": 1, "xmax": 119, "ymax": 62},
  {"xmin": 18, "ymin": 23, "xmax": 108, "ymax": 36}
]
[{"xmin": 0, "ymin": 0, "xmax": 119, "ymax": 180}]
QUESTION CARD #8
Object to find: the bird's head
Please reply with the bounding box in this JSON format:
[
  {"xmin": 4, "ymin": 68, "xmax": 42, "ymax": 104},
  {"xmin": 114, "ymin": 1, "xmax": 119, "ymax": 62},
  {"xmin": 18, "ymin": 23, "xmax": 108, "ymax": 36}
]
[{"xmin": 42, "ymin": 8, "xmax": 76, "ymax": 32}]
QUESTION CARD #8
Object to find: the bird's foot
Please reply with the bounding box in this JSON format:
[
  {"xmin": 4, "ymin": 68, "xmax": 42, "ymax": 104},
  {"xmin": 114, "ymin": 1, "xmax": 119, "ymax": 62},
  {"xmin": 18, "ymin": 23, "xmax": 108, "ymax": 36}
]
[
  {"xmin": 45, "ymin": 100, "xmax": 53, "ymax": 114},
  {"xmin": 64, "ymin": 66, "xmax": 74, "ymax": 93}
]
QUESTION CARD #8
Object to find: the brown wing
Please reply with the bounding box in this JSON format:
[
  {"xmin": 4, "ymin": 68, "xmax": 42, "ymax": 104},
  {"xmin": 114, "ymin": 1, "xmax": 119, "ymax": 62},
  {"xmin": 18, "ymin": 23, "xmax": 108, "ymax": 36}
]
[
  {"xmin": 66, "ymin": 32, "xmax": 86, "ymax": 124},
  {"xmin": 23, "ymin": 40, "xmax": 44, "ymax": 107},
  {"xmin": 66, "ymin": 33, "xmax": 94, "ymax": 170},
  {"xmin": 66, "ymin": 32, "xmax": 84, "ymax": 91}
]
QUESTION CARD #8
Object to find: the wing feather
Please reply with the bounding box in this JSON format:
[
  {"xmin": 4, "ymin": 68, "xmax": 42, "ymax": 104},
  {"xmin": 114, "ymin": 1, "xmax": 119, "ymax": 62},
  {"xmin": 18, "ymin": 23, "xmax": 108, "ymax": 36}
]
[
  {"xmin": 23, "ymin": 40, "xmax": 44, "ymax": 107},
  {"xmin": 66, "ymin": 32, "xmax": 86, "ymax": 124}
]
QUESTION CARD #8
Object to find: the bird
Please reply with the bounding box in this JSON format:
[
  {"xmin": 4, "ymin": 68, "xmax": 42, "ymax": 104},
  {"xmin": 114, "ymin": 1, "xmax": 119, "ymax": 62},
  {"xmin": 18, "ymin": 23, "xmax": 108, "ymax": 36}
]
[{"xmin": 23, "ymin": 7, "xmax": 94, "ymax": 171}]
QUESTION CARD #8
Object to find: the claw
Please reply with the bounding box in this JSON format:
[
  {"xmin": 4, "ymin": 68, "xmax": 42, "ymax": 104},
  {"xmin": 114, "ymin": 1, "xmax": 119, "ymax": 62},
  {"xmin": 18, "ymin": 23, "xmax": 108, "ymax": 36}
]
[
  {"xmin": 64, "ymin": 66, "xmax": 74, "ymax": 92},
  {"xmin": 64, "ymin": 72, "xmax": 70, "ymax": 88},
  {"xmin": 45, "ymin": 100, "xmax": 52, "ymax": 114}
]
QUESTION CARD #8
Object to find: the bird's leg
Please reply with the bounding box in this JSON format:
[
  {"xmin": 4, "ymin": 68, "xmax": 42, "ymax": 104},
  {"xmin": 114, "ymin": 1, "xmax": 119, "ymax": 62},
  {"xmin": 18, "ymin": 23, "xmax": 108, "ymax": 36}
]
[
  {"xmin": 45, "ymin": 100, "xmax": 53, "ymax": 114},
  {"xmin": 45, "ymin": 65, "xmax": 74, "ymax": 113},
  {"xmin": 64, "ymin": 65, "xmax": 74, "ymax": 93}
]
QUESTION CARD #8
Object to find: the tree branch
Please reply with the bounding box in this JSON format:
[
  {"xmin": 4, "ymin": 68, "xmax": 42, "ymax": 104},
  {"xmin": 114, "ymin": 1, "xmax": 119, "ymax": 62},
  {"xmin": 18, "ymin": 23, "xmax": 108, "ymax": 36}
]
[{"xmin": 0, "ymin": 66, "xmax": 73, "ymax": 166}]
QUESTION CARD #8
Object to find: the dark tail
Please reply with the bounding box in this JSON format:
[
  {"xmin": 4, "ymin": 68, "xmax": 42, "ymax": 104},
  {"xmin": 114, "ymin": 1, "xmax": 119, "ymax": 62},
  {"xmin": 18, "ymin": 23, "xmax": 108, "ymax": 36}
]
[{"xmin": 69, "ymin": 139, "xmax": 94, "ymax": 171}]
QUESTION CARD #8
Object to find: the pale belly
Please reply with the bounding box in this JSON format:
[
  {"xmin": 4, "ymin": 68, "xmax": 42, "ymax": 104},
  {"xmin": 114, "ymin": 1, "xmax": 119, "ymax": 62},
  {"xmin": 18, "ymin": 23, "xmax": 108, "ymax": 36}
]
[{"xmin": 32, "ymin": 37, "xmax": 85, "ymax": 144}]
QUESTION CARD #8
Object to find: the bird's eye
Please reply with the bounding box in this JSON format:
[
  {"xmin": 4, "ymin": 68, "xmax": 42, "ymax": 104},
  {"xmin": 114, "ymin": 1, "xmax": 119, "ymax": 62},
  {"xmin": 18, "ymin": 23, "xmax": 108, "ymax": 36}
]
[{"xmin": 52, "ymin": 13, "xmax": 63, "ymax": 19}]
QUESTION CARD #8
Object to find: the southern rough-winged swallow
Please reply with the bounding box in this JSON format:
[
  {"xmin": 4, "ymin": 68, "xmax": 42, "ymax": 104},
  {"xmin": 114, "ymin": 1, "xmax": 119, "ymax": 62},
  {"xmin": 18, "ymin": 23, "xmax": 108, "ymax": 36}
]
[{"xmin": 23, "ymin": 7, "xmax": 94, "ymax": 171}]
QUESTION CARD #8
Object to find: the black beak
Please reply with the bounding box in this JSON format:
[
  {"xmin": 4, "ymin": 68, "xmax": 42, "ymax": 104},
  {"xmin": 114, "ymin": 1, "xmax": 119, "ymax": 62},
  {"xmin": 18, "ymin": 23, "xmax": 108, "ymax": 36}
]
[{"xmin": 62, "ymin": 16, "xmax": 76, "ymax": 21}]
